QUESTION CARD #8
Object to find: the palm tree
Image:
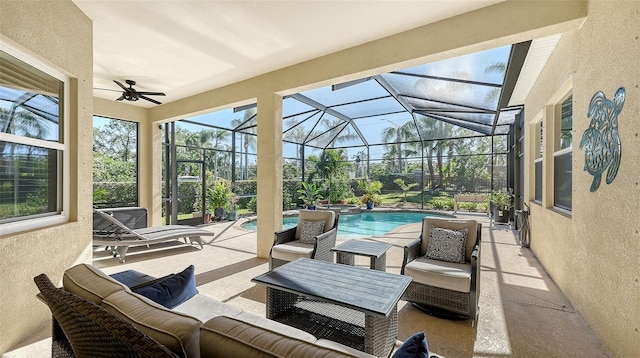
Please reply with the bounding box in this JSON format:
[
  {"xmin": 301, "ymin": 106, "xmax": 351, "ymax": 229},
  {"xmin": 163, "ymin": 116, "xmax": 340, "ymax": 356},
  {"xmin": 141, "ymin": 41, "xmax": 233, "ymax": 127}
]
[
  {"xmin": 381, "ymin": 120, "xmax": 415, "ymax": 173},
  {"xmin": 231, "ymin": 108, "xmax": 257, "ymax": 180},
  {"xmin": 1, "ymin": 109, "xmax": 50, "ymax": 154},
  {"xmin": 210, "ymin": 129, "xmax": 230, "ymax": 179},
  {"xmin": 307, "ymin": 148, "xmax": 351, "ymax": 204}
]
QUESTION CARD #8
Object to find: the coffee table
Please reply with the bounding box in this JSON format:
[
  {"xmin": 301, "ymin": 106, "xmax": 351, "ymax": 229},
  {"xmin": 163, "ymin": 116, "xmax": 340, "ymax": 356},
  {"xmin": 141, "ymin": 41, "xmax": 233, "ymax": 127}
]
[
  {"xmin": 252, "ymin": 258, "xmax": 411, "ymax": 357},
  {"xmin": 331, "ymin": 240, "xmax": 392, "ymax": 271}
]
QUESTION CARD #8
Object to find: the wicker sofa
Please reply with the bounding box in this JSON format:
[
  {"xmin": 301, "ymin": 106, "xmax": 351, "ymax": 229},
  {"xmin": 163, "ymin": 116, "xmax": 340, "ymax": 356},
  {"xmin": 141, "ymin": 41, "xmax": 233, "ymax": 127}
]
[{"xmin": 53, "ymin": 263, "xmax": 375, "ymax": 358}]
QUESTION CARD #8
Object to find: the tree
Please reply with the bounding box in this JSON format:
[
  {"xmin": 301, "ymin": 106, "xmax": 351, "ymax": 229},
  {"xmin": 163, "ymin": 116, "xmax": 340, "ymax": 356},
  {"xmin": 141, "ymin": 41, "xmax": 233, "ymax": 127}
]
[
  {"xmin": 394, "ymin": 178, "xmax": 418, "ymax": 205},
  {"xmin": 232, "ymin": 108, "xmax": 257, "ymax": 180},
  {"xmin": 94, "ymin": 119, "xmax": 137, "ymax": 161},
  {"xmin": 307, "ymin": 149, "xmax": 352, "ymax": 203}
]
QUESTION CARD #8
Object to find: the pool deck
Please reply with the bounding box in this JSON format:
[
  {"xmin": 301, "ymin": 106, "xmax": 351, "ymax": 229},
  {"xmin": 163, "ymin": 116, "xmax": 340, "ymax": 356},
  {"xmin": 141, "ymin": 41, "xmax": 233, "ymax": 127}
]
[{"xmin": 6, "ymin": 210, "xmax": 610, "ymax": 357}]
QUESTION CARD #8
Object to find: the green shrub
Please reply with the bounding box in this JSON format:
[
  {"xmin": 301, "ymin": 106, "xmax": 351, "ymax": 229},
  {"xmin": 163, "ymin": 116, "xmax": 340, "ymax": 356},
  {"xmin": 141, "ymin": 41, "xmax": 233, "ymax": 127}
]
[{"xmin": 432, "ymin": 197, "xmax": 454, "ymax": 210}]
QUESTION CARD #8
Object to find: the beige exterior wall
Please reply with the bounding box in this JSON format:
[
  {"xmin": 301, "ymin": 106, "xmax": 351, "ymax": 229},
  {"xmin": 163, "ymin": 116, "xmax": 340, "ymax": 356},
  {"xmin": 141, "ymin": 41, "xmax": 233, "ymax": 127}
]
[
  {"xmin": 524, "ymin": 1, "xmax": 640, "ymax": 356},
  {"xmin": 0, "ymin": 0, "xmax": 93, "ymax": 353},
  {"xmin": 12, "ymin": 0, "xmax": 640, "ymax": 355}
]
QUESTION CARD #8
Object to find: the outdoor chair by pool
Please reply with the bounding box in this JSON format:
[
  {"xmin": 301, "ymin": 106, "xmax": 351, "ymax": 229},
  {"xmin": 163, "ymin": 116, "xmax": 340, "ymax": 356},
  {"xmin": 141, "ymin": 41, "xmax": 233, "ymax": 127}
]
[
  {"xmin": 401, "ymin": 217, "xmax": 481, "ymax": 323},
  {"xmin": 34, "ymin": 273, "xmax": 177, "ymax": 358},
  {"xmin": 269, "ymin": 209, "xmax": 339, "ymax": 269},
  {"xmin": 93, "ymin": 208, "xmax": 214, "ymax": 263}
]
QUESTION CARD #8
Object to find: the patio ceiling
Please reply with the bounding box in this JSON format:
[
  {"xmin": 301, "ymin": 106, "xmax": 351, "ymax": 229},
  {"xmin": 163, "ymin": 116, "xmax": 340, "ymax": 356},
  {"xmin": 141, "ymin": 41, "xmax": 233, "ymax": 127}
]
[{"xmin": 182, "ymin": 34, "xmax": 561, "ymax": 149}]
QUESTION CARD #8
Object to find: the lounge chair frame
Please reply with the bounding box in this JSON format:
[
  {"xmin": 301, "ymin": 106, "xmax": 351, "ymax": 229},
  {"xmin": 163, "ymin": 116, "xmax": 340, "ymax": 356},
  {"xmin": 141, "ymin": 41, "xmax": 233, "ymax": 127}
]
[{"xmin": 93, "ymin": 208, "xmax": 213, "ymax": 263}]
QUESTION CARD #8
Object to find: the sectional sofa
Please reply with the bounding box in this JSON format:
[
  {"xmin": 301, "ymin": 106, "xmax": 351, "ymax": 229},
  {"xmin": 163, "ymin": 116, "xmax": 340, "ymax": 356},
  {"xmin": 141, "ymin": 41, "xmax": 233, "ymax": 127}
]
[{"xmin": 58, "ymin": 263, "xmax": 376, "ymax": 357}]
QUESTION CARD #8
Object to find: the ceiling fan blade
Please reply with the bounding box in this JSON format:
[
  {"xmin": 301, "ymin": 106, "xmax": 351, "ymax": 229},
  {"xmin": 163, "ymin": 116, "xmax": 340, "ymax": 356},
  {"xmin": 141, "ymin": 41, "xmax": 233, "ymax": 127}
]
[
  {"xmin": 136, "ymin": 91, "xmax": 166, "ymax": 96},
  {"xmin": 116, "ymin": 95, "xmax": 125, "ymax": 101},
  {"xmin": 140, "ymin": 95, "xmax": 162, "ymax": 105},
  {"xmin": 95, "ymin": 87, "xmax": 121, "ymax": 92},
  {"xmin": 113, "ymin": 80, "xmax": 128, "ymax": 91}
]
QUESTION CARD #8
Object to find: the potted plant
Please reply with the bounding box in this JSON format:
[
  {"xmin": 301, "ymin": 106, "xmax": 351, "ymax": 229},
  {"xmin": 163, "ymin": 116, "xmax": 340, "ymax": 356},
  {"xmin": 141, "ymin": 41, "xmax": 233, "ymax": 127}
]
[
  {"xmin": 490, "ymin": 190, "xmax": 513, "ymax": 223},
  {"xmin": 361, "ymin": 180, "xmax": 383, "ymax": 210},
  {"xmin": 297, "ymin": 182, "xmax": 323, "ymax": 210},
  {"xmin": 209, "ymin": 178, "xmax": 233, "ymax": 220}
]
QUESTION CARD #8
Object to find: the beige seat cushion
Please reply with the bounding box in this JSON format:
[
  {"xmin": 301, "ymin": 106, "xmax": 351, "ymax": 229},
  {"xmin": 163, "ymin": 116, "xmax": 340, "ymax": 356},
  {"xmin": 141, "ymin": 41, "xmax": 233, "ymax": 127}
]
[
  {"xmin": 62, "ymin": 263, "xmax": 129, "ymax": 304},
  {"xmin": 271, "ymin": 240, "xmax": 314, "ymax": 262},
  {"xmin": 200, "ymin": 316, "xmax": 360, "ymax": 358},
  {"xmin": 294, "ymin": 209, "xmax": 335, "ymax": 240},
  {"xmin": 172, "ymin": 294, "xmax": 243, "ymax": 323},
  {"xmin": 316, "ymin": 339, "xmax": 377, "ymax": 358},
  {"xmin": 404, "ymin": 257, "xmax": 472, "ymax": 293},
  {"xmin": 421, "ymin": 217, "xmax": 478, "ymax": 262},
  {"xmin": 233, "ymin": 311, "xmax": 317, "ymax": 343},
  {"xmin": 102, "ymin": 290, "xmax": 201, "ymax": 358}
]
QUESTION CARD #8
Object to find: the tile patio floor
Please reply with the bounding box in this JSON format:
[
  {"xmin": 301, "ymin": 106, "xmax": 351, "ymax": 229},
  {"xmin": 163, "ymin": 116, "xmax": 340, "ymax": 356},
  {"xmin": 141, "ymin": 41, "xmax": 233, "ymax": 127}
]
[{"xmin": 4, "ymin": 211, "xmax": 611, "ymax": 357}]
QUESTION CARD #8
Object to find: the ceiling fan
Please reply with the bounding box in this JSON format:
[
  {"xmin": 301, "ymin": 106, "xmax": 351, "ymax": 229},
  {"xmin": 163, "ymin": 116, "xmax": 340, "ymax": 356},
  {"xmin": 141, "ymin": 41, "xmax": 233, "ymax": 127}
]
[{"xmin": 103, "ymin": 79, "xmax": 166, "ymax": 105}]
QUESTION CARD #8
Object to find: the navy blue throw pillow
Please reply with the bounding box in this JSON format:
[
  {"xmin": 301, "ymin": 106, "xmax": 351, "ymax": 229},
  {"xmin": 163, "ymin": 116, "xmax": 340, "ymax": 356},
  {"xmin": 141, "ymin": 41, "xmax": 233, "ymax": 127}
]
[
  {"xmin": 392, "ymin": 332, "xmax": 429, "ymax": 358},
  {"xmin": 133, "ymin": 265, "xmax": 198, "ymax": 309}
]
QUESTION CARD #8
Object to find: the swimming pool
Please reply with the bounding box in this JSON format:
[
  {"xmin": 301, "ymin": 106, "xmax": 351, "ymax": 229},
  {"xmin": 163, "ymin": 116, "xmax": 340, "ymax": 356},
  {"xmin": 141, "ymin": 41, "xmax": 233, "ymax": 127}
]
[{"xmin": 241, "ymin": 211, "xmax": 447, "ymax": 239}]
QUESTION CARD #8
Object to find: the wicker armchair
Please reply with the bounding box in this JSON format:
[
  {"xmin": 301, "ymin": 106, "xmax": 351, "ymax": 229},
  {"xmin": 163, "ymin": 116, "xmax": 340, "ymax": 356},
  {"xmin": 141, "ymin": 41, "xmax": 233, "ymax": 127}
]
[
  {"xmin": 269, "ymin": 210, "xmax": 339, "ymax": 269},
  {"xmin": 400, "ymin": 217, "xmax": 482, "ymax": 323},
  {"xmin": 33, "ymin": 273, "xmax": 177, "ymax": 358}
]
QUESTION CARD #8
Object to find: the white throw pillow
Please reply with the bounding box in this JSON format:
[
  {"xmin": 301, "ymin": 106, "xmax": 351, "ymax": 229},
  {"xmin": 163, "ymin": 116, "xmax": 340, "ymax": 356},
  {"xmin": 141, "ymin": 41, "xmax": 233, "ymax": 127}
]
[
  {"xmin": 298, "ymin": 220, "xmax": 326, "ymax": 244},
  {"xmin": 425, "ymin": 226, "xmax": 468, "ymax": 263}
]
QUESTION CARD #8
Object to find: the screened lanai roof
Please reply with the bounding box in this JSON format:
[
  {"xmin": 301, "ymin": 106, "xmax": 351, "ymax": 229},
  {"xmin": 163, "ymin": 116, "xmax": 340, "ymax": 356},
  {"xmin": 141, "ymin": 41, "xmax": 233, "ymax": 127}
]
[{"xmin": 181, "ymin": 37, "xmax": 558, "ymax": 151}]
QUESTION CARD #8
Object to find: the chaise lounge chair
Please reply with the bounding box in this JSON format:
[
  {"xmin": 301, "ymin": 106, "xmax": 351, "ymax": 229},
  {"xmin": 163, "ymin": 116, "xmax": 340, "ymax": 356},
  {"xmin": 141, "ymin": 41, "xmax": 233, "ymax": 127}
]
[{"xmin": 93, "ymin": 208, "xmax": 214, "ymax": 263}]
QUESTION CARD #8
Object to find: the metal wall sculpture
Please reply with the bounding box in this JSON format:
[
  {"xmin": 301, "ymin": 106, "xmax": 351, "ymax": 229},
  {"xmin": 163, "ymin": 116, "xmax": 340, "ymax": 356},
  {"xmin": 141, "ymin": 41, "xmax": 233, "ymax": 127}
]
[{"xmin": 579, "ymin": 87, "xmax": 625, "ymax": 192}]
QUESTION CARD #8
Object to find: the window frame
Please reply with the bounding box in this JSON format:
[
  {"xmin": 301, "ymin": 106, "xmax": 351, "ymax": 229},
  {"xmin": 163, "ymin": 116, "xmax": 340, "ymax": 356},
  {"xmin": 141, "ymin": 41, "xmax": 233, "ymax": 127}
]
[
  {"xmin": 0, "ymin": 42, "xmax": 70, "ymax": 235},
  {"xmin": 533, "ymin": 120, "xmax": 543, "ymax": 203},
  {"xmin": 552, "ymin": 93, "xmax": 573, "ymax": 213}
]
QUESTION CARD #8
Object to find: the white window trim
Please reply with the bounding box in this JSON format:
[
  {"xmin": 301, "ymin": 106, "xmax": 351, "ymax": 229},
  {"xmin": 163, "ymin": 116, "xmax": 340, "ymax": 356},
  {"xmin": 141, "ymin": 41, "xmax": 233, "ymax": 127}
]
[
  {"xmin": 553, "ymin": 146, "xmax": 572, "ymax": 157},
  {"xmin": 0, "ymin": 41, "xmax": 70, "ymax": 236}
]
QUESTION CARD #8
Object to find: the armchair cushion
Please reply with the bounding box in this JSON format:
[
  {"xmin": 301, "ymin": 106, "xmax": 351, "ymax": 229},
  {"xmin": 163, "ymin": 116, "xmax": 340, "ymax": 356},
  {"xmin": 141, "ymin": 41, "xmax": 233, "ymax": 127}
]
[
  {"xmin": 421, "ymin": 218, "xmax": 478, "ymax": 262},
  {"xmin": 425, "ymin": 227, "xmax": 468, "ymax": 263},
  {"xmin": 299, "ymin": 219, "xmax": 326, "ymax": 244},
  {"xmin": 271, "ymin": 240, "xmax": 315, "ymax": 262},
  {"xmin": 294, "ymin": 210, "xmax": 335, "ymax": 240},
  {"xmin": 404, "ymin": 257, "xmax": 472, "ymax": 293}
]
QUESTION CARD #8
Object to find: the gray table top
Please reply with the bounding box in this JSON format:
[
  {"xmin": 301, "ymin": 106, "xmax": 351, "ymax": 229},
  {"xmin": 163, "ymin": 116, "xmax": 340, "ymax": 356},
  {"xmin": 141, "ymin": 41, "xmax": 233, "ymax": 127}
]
[
  {"xmin": 252, "ymin": 258, "xmax": 411, "ymax": 317},
  {"xmin": 331, "ymin": 240, "xmax": 392, "ymax": 258}
]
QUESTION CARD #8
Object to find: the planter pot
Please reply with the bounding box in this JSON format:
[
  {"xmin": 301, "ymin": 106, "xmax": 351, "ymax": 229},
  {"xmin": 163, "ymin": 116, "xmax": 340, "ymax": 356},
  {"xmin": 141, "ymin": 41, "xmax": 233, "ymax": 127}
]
[
  {"xmin": 307, "ymin": 205, "xmax": 316, "ymax": 210},
  {"xmin": 493, "ymin": 207, "xmax": 510, "ymax": 223},
  {"xmin": 365, "ymin": 201, "xmax": 374, "ymax": 210},
  {"xmin": 214, "ymin": 207, "xmax": 225, "ymax": 219}
]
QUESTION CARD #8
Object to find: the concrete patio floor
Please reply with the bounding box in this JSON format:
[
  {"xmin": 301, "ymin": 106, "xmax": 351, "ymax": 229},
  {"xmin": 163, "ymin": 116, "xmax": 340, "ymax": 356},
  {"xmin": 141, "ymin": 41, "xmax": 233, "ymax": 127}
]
[{"xmin": 5, "ymin": 211, "xmax": 611, "ymax": 357}]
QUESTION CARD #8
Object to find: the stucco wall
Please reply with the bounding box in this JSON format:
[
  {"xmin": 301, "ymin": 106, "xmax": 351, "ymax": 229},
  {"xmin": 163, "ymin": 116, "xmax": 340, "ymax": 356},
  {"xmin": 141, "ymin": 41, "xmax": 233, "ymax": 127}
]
[
  {"xmin": 0, "ymin": 1, "xmax": 93, "ymax": 353},
  {"xmin": 525, "ymin": 1, "xmax": 640, "ymax": 356}
]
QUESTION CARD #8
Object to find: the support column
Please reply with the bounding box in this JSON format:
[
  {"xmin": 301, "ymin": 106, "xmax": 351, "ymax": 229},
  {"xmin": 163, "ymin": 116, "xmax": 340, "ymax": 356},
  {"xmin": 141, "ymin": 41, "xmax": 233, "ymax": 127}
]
[
  {"xmin": 256, "ymin": 94, "xmax": 283, "ymax": 258},
  {"xmin": 138, "ymin": 119, "xmax": 164, "ymax": 226}
]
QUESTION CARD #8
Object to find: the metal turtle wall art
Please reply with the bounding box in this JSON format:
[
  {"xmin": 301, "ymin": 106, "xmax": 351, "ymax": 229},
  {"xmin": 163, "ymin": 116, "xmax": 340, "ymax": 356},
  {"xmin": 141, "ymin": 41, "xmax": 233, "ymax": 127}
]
[{"xmin": 579, "ymin": 87, "xmax": 625, "ymax": 192}]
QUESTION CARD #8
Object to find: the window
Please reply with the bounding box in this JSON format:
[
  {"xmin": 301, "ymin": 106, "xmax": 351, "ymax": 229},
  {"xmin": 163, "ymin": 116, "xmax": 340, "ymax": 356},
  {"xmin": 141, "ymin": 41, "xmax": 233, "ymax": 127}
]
[
  {"xmin": 534, "ymin": 121, "xmax": 543, "ymax": 202},
  {"xmin": 93, "ymin": 116, "xmax": 138, "ymax": 208},
  {"xmin": 0, "ymin": 46, "xmax": 68, "ymax": 233},
  {"xmin": 553, "ymin": 95, "xmax": 572, "ymax": 211}
]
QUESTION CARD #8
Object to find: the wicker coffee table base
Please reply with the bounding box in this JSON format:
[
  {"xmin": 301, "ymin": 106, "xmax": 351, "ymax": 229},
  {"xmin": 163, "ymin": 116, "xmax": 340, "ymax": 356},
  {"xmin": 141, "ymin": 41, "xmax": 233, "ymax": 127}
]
[{"xmin": 266, "ymin": 288, "xmax": 397, "ymax": 357}]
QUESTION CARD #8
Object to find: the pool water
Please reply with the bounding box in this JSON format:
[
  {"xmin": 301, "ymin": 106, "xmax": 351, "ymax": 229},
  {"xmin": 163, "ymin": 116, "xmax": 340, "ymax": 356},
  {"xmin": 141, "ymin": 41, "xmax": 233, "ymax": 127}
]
[{"xmin": 241, "ymin": 211, "xmax": 442, "ymax": 239}]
